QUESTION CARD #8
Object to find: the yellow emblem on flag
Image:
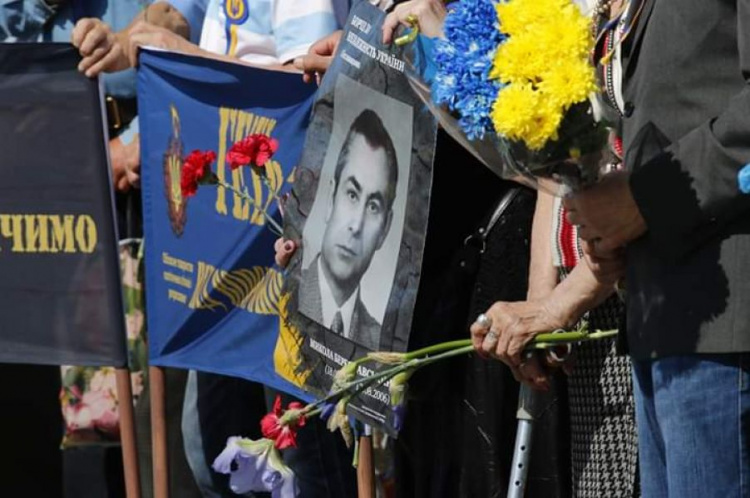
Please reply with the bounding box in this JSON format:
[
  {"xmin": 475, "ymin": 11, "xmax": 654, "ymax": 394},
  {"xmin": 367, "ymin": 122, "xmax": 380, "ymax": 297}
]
[{"xmin": 274, "ymin": 292, "xmax": 311, "ymax": 388}]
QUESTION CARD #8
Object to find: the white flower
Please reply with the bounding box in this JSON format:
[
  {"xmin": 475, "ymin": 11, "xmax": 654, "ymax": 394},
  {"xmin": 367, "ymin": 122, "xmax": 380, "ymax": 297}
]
[{"xmin": 213, "ymin": 437, "xmax": 298, "ymax": 497}]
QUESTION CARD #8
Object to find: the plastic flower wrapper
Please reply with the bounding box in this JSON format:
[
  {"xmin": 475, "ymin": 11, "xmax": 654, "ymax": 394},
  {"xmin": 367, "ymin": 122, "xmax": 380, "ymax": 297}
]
[
  {"xmin": 212, "ymin": 436, "xmax": 298, "ymax": 497},
  {"xmin": 402, "ymin": 0, "xmax": 615, "ymax": 197}
]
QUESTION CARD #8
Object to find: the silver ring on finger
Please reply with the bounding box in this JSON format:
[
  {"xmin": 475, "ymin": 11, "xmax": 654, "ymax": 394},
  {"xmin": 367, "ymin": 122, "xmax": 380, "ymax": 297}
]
[
  {"xmin": 484, "ymin": 328, "xmax": 499, "ymax": 345},
  {"xmin": 475, "ymin": 313, "xmax": 492, "ymax": 329}
]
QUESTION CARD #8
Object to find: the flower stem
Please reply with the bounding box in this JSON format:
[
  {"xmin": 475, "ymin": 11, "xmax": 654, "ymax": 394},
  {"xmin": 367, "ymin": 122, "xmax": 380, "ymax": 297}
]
[
  {"xmin": 261, "ymin": 175, "xmax": 284, "ymax": 205},
  {"xmin": 352, "ymin": 438, "xmax": 360, "ymax": 468},
  {"xmin": 329, "ymin": 345, "xmax": 475, "ymax": 406},
  {"xmin": 528, "ymin": 329, "xmax": 618, "ymax": 349},
  {"xmin": 216, "ymin": 179, "xmax": 284, "ymax": 235},
  {"xmin": 404, "ymin": 339, "xmax": 473, "ymax": 360},
  {"xmin": 307, "ymin": 330, "xmax": 618, "ymax": 410},
  {"xmin": 303, "ymin": 407, "xmax": 322, "ymax": 417}
]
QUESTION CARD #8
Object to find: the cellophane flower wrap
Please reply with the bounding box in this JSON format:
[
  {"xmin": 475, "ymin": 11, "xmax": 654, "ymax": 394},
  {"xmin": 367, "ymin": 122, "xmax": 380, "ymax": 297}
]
[{"xmin": 406, "ymin": 0, "xmax": 613, "ymax": 196}]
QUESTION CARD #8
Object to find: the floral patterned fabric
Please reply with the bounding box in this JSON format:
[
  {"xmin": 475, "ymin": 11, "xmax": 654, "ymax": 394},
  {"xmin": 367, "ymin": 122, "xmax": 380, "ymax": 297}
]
[{"xmin": 59, "ymin": 239, "xmax": 148, "ymax": 447}]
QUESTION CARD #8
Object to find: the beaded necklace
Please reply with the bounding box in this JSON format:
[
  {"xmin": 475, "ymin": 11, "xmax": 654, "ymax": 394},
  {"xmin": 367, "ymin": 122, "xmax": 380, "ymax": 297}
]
[{"xmin": 592, "ymin": 0, "xmax": 635, "ymax": 118}]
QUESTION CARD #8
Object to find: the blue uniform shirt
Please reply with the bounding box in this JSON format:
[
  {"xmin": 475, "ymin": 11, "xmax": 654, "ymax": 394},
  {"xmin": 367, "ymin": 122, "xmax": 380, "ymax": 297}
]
[
  {"xmin": 0, "ymin": 0, "xmax": 147, "ymax": 98},
  {"xmin": 0, "ymin": 0, "xmax": 208, "ymax": 97}
]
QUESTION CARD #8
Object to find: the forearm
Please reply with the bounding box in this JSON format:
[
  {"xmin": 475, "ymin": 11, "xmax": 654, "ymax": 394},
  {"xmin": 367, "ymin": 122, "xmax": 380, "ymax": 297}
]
[
  {"xmin": 527, "ymin": 192, "xmax": 558, "ymax": 300},
  {"xmin": 175, "ymin": 44, "xmax": 300, "ymax": 72},
  {"xmin": 146, "ymin": 2, "xmax": 190, "ymax": 38},
  {"xmin": 130, "ymin": 2, "xmax": 190, "ymax": 38},
  {"xmin": 107, "ymin": 2, "xmax": 191, "ymax": 70},
  {"xmin": 545, "ymin": 261, "xmax": 616, "ymax": 329}
]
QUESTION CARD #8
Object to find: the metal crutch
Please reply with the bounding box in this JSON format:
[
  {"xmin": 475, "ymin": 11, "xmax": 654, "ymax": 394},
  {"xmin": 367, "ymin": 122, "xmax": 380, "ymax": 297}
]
[{"xmin": 507, "ymin": 346, "xmax": 570, "ymax": 498}]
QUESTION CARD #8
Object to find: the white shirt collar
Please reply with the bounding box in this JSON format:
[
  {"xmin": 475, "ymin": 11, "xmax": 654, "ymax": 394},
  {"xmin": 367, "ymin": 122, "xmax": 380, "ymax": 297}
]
[{"xmin": 318, "ymin": 257, "xmax": 358, "ymax": 339}]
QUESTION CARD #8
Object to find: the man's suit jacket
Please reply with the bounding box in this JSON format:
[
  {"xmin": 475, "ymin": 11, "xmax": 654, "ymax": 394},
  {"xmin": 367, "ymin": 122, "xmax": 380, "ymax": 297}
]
[
  {"xmin": 298, "ymin": 255, "xmax": 381, "ymax": 350},
  {"xmin": 621, "ymin": 0, "xmax": 750, "ymax": 359}
]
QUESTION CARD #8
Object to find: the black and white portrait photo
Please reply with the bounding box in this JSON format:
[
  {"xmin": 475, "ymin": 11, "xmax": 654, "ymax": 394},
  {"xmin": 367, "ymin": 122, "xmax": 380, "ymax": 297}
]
[
  {"xmin": 298, "ymin": 74, "xmax": 413, "ymax": 350},
  {"xmin": 282, "ymin": 0, "xmax": 438, "ymax": 430}
]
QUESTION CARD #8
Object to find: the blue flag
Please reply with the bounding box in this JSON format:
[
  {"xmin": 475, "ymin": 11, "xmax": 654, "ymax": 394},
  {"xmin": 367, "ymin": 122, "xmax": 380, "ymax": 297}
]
[{"xmin": 138, "ymin": 49, "xmax": 316, "ymax": 401}]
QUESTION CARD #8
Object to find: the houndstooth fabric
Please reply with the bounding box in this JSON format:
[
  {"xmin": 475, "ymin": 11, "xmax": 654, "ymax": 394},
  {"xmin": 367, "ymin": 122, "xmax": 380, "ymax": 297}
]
[{"xmin": 567, "ymin": 296, "xmax": 639, "ymax": 497}]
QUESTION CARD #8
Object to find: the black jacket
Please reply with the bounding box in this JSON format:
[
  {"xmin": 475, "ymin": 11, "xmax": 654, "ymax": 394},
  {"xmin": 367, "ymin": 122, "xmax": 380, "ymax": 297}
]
[{"xmin": 623, "ymin": 0, "xmax": 750, "ymax": 358}]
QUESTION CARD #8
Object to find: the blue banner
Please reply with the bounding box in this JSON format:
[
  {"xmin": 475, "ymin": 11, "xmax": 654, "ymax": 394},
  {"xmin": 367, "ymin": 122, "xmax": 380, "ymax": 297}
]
[{"xmin": 138, "ymin": 49, "xmax": 316, "ymax": 401}]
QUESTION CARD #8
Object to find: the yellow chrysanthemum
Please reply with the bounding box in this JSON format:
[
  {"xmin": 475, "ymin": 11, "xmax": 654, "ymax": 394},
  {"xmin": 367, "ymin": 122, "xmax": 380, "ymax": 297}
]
[
  {"xmin": 492, "ymin": 0, "xmax": 594, "ymax": 84},
  {"xmin": 492, "ymin": 84, "xmax": 564, "ymax": 150},
  {"xmin": 496, "ymin": 0, "xmax": 548, "ymax": 37},
  {"xmin": 539, "ymin": 58, "xmax": 598, "ymax": 109},
  {"xmin": 534, "ymin": 14, "xmax": 592, "ymax": 62},
  {"xmin": 496, "ymin": 0, "xmax": 572, "ymax": 37},
  {"xmin": 491, "ymin": 83, "xmax": 538, "ymax": 138},
  {"xmin": 490, "ymin": 0, "xmax": 595, "ymax": 149},
  {"xmin": 526, "ymin": 103, "xmax": 564, "ymax": 150},
  {"xmin": 490, "ymin": 36, "xmax": 544, "ymax": 83}
]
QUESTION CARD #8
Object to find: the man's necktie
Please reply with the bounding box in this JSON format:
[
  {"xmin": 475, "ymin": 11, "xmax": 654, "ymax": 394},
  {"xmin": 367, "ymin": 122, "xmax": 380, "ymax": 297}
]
[{"xmin": 331, "ymin": 311, "xmax": 344, "ymax": 336}]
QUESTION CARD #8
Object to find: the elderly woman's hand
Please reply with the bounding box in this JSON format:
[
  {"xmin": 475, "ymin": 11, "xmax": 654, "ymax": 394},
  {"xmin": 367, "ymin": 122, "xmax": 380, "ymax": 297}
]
[
  {"xmin": 470, "ymin": 299, "xmax": 569, "ymax": 390},
  {"xmin": 382, "ymin": 0, "xmax": 447, "ymax": 44}
]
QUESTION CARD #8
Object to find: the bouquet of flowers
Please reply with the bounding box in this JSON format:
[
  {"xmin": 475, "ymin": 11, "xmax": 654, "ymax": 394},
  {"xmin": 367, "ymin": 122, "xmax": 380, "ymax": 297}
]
[{"xmin": 406, "ymin": 0, "xmax": 615, "ymax": 196}]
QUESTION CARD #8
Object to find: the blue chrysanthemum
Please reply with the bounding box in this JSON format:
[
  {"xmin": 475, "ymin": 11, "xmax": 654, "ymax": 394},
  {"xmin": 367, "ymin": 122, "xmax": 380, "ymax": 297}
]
[{"xmin": 431, "ymin": 0, "xmax": 506, "ymax": 140}]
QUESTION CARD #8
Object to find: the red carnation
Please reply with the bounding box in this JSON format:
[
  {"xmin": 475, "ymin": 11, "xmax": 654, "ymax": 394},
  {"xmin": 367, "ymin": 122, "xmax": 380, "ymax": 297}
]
[
  {"xmin": 180, "ymin": 150, "xmax": 217, "ymax": 198},
  {"xmin": 226, "ymin": 134, "xmax": 279, "ymax": 170},
  {"xmin": 260, "ymin": 395, "xmax": 306, "ymax": 449}
]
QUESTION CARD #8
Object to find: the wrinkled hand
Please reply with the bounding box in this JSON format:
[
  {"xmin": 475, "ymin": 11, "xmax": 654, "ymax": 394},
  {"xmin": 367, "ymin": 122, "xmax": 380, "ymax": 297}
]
[
  {"xmin": 72, "ymin": 18, "xmax": 130, "ymax": 77},
  {"xmin": 293, "ymin": 30, "xmax": 342, "ymax": 85},
  {"xmin": 127, "ymin": 21, "xmax": 198, "ymax": 67},
  {"xmin": 382, "ymin": 0, "xmax": 447, "ymax": 44},
  {"xmin": 470, "ymin": 300, "xmax": 567, "ymax": 390},
  {"xmin": 563, "ymin": 171, "xmax": 646, "ymax": 257},
  {"xmin": 274, "ymin": 238, "xmax": 297, "ymax": 268},
  {"xmin": 109, "ymin": 136, "xmax": 140, "ymax": 193}
]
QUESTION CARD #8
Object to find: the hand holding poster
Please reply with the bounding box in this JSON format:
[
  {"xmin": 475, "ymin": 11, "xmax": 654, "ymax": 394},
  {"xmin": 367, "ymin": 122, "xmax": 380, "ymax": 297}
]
[{"xmin": 282, "ymin": 2, "xmax": 438, "ymax": 431}]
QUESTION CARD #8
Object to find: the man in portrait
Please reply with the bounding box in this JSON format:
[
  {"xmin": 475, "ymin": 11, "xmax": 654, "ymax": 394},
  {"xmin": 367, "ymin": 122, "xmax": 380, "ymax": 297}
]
[{"xmin": 300, "ymin": 108, "xmax": 398, "ymax": 350}]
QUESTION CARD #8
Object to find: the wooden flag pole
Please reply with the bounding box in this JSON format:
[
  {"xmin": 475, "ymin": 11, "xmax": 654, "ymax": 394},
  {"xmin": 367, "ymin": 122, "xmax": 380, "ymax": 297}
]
[
  {"xmin": 116, "ymin": 367, "xmax": 142, "ymax": 498},
  {"xmin": 150, "ymin": 366, "xmax": 169, "ymax": 498},
  {"xmin": 356, "ymin": 426, "xmax": 376, "ymax": 498}
]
